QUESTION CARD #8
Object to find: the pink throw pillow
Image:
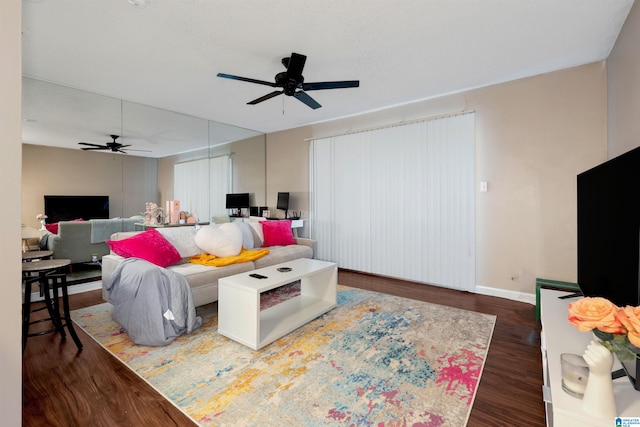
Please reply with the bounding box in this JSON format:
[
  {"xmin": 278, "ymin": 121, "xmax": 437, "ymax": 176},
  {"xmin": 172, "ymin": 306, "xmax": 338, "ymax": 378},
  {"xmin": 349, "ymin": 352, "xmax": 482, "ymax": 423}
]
[
  {"xmin": 107, "ymin": 228, "xmax": 181, "ymax": 267},
  {"xmin": 261, "ymin": 220, "xmax": 296, "ymax": 247},
  {"xmin": 45, "ymin": 223, "xmax": 59, "ymax": 234}
]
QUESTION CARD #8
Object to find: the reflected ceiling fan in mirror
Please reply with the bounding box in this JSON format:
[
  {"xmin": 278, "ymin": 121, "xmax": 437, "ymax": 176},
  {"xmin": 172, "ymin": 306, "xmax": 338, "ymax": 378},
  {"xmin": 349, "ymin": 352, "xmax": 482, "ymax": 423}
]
[
  {"xmin": 78, "ymin": 135, "xmax": 151, "ymax": 154},
  {"xmin": 217, "ymin": 52, "xmax": 359, "ymax": 109}
]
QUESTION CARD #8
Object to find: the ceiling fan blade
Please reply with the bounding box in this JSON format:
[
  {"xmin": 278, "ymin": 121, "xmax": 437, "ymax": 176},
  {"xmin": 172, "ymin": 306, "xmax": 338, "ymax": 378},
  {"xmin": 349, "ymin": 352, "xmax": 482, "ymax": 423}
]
[
  {"xmin": 286, "ymin": 53, "xmax": 306, "ymax": 80},
  {"xmin": 217, "ymin": 73, "xmax": 277, "ymax": 87},
  {"xmin": 80, "ymin": 147, "xmax": 109, "ymax": 150},
  {"xmin": 248, "ymin": 90, "xmax": 283, "ymax": 105},
  {"xmin": 302, "ymin": 80, "xmax": 360, "ymax": 91},
  {"xmin": 294, "ymin": 91, "xmax": 321, "ymax": 109},
  {"xmin": 78, "ymin": 142, "xmax": 106, "ymax": 148}
]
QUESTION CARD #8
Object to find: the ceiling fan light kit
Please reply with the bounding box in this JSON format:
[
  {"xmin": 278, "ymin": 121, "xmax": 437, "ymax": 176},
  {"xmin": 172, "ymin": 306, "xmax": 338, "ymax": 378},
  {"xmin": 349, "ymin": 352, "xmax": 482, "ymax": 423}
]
[{"xmin": 217, "ymin": 52, "xmax": 359, "ymax": 110}]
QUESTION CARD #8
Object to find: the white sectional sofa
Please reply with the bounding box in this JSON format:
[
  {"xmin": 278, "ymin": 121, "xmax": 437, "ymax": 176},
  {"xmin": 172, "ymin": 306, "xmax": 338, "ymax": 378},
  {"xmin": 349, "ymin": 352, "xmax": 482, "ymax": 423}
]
[{"xmin": 101, "ymin": 221, "xmax": 315, "ymax": 307}]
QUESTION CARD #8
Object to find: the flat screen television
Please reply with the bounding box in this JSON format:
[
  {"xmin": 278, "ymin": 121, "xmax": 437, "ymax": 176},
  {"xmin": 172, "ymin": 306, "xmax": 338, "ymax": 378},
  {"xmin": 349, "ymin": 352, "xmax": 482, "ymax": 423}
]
[
  {"xmin": 44, "ymin": 195, "xmax": 110, "ymax": 223},
  {"xmin": 277, "ymin": 192, "xmax": 289, "ymax": 218},
  {"xmin": 577, "ymin": 145, "xmax": 640, "ymax": 390},
  {"xmin": 226, "ymin": 193, "xmax": 249, "ymax": 217}
]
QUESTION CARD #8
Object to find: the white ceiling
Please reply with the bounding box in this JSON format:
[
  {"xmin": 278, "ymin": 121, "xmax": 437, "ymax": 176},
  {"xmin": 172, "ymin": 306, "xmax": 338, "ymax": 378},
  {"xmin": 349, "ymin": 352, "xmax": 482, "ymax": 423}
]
[{"xmin": 22, "ymin": 0, "xmax": 634, "ymax": 156}]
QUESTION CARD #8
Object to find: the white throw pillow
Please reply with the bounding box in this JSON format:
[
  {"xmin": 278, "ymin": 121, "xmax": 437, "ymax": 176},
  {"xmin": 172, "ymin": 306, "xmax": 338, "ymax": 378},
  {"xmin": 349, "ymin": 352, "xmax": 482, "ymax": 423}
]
[
  {"xmin": 234, "ymin": 222, "xmax": 255, "ymax": 249},
  {"xmin": 157, "ymin": 227, "xmax": 201, "ymax": 258},
  {"xmin": 247, "ymin": 220, "xmax": 265, "ymax": 247},
  {"xmin": 194, "ymin": 223, "xmax": 243, "ymax": 257}
]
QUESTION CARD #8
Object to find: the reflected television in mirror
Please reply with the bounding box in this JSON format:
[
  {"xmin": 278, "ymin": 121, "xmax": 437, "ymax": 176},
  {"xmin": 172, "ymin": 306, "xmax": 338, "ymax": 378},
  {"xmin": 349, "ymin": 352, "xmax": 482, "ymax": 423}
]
[
  {"xmin": 226, "ymin": 193, "xmax": 250, "ymax": 217},
  {"xmin": 44, "ymin": 195, "xmax": 109, "ymax": 223}
]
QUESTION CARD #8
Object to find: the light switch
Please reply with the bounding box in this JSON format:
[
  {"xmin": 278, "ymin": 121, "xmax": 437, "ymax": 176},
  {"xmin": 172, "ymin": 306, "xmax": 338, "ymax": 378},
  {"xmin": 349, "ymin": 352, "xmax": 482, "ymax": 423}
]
[{"xmin": 480, "ymin": 181, "xmax": 488, "ymax": 192}]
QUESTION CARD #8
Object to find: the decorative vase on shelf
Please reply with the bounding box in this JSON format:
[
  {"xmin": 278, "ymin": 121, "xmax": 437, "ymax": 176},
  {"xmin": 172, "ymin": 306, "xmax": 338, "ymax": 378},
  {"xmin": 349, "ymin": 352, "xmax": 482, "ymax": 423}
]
[
  {"xmin": 39, "ymin": 219, "xmax": 46, "ymax": 231},
  {"xmin": 582, "ymin": 340, "xmax": 617, "ymax": 421}
]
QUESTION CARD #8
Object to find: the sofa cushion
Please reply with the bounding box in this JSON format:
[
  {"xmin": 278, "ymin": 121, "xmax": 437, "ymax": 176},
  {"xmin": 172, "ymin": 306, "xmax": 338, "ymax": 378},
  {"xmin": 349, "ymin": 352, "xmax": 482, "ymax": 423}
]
[
  {"xmin": 194, "ymin": 223, "xmax": 243, "ymax": 257},
  {"xmin": 252, "ymin": 244, "xmax": 313, "ymax": 269},
  {"xmin": 156, "ymin": 227, "xmax": 202, "ymax": 258},
  {"xmin": 261, "ymin": 220, "xmax": 296, "ymax": 247},
  {"xmin": 168, "ymin": 260, "xmax": 255, "ymax": 288},
  {"xmin": 107, "ymin": 228, "xmax": 181, "ymax": 267},
  {"xmin": 167, "ymin": 260, "xmax": 255, "ymax": 307}
]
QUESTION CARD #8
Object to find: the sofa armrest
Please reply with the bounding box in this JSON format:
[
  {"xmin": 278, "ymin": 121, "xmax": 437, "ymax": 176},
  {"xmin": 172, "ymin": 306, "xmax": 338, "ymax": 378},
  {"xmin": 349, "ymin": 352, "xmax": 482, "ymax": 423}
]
[
  {"xmin": 101, "ymin": 253, "xmax": 125, "ymax": 302},
  {"xmin": 109, "ymin": 231, "xmax": 142, "ymax": 241},
  {"xmin": 293, "ymin": 237, "xmax": 316, "ymax": 258}
]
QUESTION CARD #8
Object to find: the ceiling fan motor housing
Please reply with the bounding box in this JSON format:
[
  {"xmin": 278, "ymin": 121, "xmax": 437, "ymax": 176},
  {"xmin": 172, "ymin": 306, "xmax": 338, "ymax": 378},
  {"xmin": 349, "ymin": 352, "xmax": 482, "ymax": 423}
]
[{"xmin": 275, "ymin": 72, "xmax": 302, "ymax": 95}]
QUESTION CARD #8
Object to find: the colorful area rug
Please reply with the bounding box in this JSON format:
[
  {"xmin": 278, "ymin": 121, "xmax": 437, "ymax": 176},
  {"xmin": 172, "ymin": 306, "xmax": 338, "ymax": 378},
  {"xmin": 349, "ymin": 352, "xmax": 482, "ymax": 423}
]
[{"xmin": 71, "ymin": 285, "xmax": 496, "ymax": 426}]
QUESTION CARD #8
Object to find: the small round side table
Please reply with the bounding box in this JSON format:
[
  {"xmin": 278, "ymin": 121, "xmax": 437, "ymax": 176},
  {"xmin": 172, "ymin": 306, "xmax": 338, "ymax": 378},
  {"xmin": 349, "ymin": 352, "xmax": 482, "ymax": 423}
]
[
  {"xmin": 22, "ymin": 250, "xmax": 53, "ymax": 262},
  {"xmin": 22, "ymin": 258, "xmax": 83, "ymax": 354}
]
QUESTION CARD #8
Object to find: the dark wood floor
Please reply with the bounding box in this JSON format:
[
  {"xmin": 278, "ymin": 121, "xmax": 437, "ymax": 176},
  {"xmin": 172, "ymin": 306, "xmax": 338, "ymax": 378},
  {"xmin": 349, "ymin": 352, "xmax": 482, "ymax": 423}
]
[{"xmin": 22, "ymin": 270, "xmax": 546, "ymax": 426}]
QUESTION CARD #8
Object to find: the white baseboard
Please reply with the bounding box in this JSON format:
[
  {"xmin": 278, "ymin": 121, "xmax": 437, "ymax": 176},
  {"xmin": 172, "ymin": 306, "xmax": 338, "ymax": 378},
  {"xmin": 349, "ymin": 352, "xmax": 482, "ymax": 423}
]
[
  {"xmin": 28, "ymin": 280, "xmax": 102, "ymax": 302},
  {"xmin": 475, "ymin": 285, "xmax": 536, "ymax": 305},
  {"xmin": 25, "ymin": 278, "xmax": 536, "ymax": 306}
]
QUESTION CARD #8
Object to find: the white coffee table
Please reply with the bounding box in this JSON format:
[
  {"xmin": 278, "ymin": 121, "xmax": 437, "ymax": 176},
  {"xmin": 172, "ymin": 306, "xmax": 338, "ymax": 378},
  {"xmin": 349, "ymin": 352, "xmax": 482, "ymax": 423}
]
[{"xmin": 218, "ymin": 258, "xmax": 337, "ymax": 350}]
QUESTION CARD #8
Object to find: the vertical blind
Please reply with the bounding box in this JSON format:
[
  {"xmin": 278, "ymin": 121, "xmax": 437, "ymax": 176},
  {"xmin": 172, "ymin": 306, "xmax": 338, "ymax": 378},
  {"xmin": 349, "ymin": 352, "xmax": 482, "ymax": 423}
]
[
  {"xmin": 208, "ymin": 155, "xmax": 231, "ymax": 217},
  {"xmin": 309, "ymin": 112, "xmax": 476, "ymax": 291},
  {"xmin": 174, "ymin": 155, "xmax": 230, "ymax": 222}
]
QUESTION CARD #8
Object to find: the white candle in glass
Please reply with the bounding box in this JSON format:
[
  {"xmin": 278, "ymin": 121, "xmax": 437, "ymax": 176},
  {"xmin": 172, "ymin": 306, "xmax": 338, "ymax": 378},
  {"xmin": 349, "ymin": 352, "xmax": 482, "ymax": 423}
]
[
  {"xmin": 561, "ymin": 353, "xmax": 589, "ymax": 398},
  {"xmin": 562, "ymin": 372, "xmax": 587, "ymax": 395}
]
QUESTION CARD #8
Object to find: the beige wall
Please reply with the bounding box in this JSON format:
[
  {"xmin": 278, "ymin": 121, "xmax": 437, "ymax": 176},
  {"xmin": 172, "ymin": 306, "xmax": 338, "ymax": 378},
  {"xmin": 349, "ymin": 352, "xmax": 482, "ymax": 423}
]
[
  {"xmin": 608, "ymin": 0, "xmax": 640, "ymax": 158},
  {"xmin": 266, "ymin": 127, "xmax": 310, "ymax": 233},
  {"xmin": 227, "ymin": 135, "xmax": 267, "ymax": 206},
  {"xmin": 1, "ymin": 0, "xmax": 23, "ymax": 424},
  {"xmin": 266, "ymin": 62, "xmax": 608, "ymax": 295},
  {"xmin": 22, "ymin": 144, "xmax": 158, "ymax": 228}
]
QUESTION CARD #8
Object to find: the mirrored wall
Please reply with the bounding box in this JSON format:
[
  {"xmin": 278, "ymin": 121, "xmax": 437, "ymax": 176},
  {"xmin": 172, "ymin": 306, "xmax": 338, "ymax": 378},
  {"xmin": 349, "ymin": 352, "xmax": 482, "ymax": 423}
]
[{"xmin": 21, "ymin": 77, "xmax": 265, "ymax": 227}]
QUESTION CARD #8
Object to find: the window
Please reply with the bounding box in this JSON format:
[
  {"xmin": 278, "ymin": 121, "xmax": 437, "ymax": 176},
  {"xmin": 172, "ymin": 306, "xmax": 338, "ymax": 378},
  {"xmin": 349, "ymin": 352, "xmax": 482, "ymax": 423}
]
[
  {"xmin": 310, "ymin": 112, "xmax": 475, "ymax": 291},
  {"xmin": 174, "ymin": 155, "xmax": 230, "ymax": 222}
]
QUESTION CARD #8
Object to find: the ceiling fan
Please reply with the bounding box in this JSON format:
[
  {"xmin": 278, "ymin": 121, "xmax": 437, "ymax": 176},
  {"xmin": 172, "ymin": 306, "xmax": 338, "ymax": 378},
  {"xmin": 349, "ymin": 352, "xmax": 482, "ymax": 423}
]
[
  {"xmin": 78, "ymin": 135, "xmax": 150, "ymax": 154},
  {"xmin": 217, "ymin": 52, "xmax": 359, "ymax": 109}
]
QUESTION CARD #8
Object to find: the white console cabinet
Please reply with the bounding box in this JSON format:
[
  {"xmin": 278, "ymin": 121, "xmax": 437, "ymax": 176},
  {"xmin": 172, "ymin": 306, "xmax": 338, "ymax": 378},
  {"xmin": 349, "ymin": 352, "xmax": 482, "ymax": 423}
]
[{"xmin": 540, "ymin": 289, "xmax": 640, "ymax": 426}]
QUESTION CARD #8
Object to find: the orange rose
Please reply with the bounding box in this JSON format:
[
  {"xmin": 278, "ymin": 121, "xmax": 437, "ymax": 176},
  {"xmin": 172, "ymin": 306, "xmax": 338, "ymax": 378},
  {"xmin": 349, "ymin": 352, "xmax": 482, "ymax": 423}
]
[
  {"xmin": 618, "ymin": 306, "xmax": 640, "ymax": 348},
  {"xmin": 568, "ymin": 297, "xmax": 626, "ymax": 334}
]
